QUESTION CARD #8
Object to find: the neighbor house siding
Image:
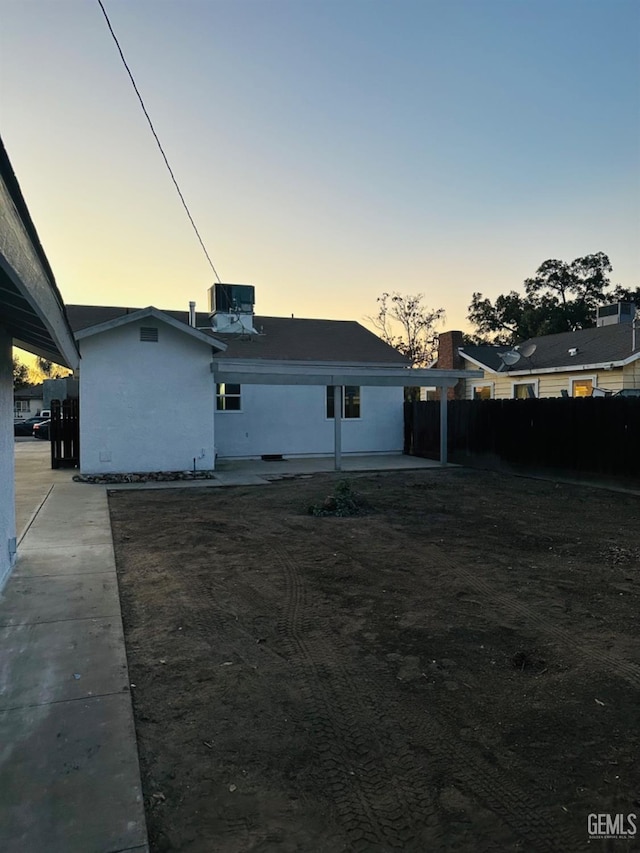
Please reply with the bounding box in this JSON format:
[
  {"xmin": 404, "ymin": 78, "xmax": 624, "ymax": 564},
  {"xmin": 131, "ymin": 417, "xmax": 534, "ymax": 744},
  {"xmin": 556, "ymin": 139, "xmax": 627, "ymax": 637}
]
[
  {"xmin": 623, "ymin": 360, "xmax": 640, "ymax": 388},
  {"xmin": 0, "ymin": 325, "xmax": 16, "ymax": 589},
  {"xmin": 79, "ymin": 320, "xmax": 215, "ymax": 474},
  {"xmin": 464, "ymin": 368, "xmax": 627, "ymax": 399},
  {"xmin": 215, "ymin": 384, "xmax": 404, "ymax": 459}
]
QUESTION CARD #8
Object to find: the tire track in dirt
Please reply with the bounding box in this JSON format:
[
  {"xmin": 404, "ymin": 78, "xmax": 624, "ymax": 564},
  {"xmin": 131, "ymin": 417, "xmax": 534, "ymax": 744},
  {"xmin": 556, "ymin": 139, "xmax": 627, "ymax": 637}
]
[
  {"xmin": 176, "ymin": 572, "xmax": 288, "ymax": 669},
  {"xmin": 357, "ymin": 675, "xmax": 580, "ymax": 853},
  {"xmin": 289, "ymin": 513, "xmax": 640, "ymax": 690},
  {"xmin": 272, "ymin": 542, "xmax": 440, "ymax": 851},
  {"xmin": 420, "ymin": 543, "xmax": 640, "ymax": 691},
  {"xmin": 277, "ymin": 523, "xmax": 582, "ymax": 852}
]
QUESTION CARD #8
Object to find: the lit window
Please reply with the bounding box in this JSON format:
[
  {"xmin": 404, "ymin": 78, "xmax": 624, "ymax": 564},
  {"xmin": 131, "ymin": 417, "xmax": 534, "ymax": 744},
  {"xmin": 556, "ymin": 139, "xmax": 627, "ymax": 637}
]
[
  {"xmin": 473, "ymin": 385, "xmax": 493, "ymax": 400},
  {"xmin": 326, "ymin": 386, "xmax": 360, "ymax": 419},
  {"xmin": 513, "ymin": 383, "xmax": 536, "ymax": 399},
  {"xmin": 216, "ymin": 383, "xmax": 241, "ymax": 411},
  {"xmin": 572, "ymin": 379, "xmax": 593, "ymax": 397}
]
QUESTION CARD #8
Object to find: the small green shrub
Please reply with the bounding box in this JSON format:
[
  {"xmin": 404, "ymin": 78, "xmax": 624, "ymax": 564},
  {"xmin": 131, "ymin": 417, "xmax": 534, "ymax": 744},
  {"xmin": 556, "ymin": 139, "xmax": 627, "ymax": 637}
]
[{"xmin": 308, "ymin": 480, "xmax": 368, "ymax": 517}]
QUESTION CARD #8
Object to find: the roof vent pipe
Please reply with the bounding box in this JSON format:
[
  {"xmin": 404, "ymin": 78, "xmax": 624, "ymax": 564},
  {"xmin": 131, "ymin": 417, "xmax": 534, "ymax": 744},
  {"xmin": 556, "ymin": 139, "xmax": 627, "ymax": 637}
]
[{"xmin": 189, "ymin": 301, "xmax": 196, "ymax": 327}]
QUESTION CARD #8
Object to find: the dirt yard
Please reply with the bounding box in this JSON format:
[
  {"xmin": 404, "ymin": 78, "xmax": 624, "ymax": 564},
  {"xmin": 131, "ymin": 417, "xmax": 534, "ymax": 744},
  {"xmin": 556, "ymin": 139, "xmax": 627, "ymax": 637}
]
[{"xmin": 109, "ymin": 468, "xmax": 640, "ymax": 853}]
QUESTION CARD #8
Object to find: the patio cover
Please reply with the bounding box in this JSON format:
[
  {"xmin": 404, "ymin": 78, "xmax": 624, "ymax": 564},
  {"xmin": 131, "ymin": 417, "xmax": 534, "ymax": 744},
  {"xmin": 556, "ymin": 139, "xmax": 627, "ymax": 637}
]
[{"xmin": 211, "ymin": 359, "xmax": 483, "ymax": 469}]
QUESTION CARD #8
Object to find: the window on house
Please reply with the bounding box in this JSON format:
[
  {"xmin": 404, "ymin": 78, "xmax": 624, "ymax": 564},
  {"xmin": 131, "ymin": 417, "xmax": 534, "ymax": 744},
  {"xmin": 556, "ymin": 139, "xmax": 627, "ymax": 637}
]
[
  {"xmin": 216, "ymin": 383, "xmax": 241, "ymax": 411},
  {"xmin": 473, "ymin": 385, "xmax": 493, "ymax": 400},
  {"xmin": 14, "ymin": 400, "xmax": 30, "ymax": 414},
  {"xmin": 571, "ymin": 378, "xmax": 593, "ymax": 397},
  {"xmin": 326, "ymin": 386, "xmax": 360, "ymax": 419},
  {"xmin": 513, "ymin": 382, "xmax": 536, "ymax": 399},
  {"xmin": 140, "ymin": 327, "xmax": 159, "ymax": 342}
]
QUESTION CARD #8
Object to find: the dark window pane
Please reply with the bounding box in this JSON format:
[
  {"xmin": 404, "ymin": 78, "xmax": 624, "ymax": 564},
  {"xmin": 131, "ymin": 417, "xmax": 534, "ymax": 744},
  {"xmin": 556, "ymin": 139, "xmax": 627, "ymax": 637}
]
[
  {"xmin": 326, "ymin": 386, "xmax": 335, "ymax": 418},
  {"xmin": 217, "ymin": 396, "xmax": 241, "ymax": 411},
  {"xmin": 344, "ymin": 386, "xmax": 360, "ymax": 418}
]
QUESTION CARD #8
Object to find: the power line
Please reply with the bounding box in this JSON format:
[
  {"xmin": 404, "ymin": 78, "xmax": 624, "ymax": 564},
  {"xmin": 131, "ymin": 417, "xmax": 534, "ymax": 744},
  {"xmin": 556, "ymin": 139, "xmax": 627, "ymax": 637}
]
[{"xmin": 96, "ymin": 0, "xmax": 222, "ymax": 283}]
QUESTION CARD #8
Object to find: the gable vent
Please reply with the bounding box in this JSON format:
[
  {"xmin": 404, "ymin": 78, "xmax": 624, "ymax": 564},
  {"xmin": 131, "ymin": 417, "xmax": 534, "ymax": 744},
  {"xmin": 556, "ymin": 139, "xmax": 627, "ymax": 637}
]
[{"xmin": 140, "ymin": 326, "xmax": 158, "ymax": 342}]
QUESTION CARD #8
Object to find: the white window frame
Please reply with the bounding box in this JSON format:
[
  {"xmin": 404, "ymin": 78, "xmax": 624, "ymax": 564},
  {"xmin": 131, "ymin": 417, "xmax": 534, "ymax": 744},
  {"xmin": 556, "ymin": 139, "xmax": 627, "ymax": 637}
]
[
  {"xmin": 326, "ymin": 385, "xmax": 361, "ymax": 420},
  {"xmin": 216, "ymin": 383, "xmax": 242, "ymax": 412},
  {"xmin": 14, "ymin": 400, "xmax": 31, "ymax": 415},
  {"xmin": 471, "ymin": 382, "xmax": 494, "ymax": 400},
  {"xmin": 511, "ymin": 379, "xmax": 539, "ymax": 399},
  {"xmin": 568, "ymin": 374, "xmax": 597, "ymax": 398}
]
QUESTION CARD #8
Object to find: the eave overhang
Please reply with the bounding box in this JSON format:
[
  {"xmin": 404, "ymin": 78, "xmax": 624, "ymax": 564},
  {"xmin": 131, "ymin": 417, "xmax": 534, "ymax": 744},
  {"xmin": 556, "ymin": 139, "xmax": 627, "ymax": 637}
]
[{"xmin": 0, "ymin": 138, "xmax": 79, "ymax": 368}]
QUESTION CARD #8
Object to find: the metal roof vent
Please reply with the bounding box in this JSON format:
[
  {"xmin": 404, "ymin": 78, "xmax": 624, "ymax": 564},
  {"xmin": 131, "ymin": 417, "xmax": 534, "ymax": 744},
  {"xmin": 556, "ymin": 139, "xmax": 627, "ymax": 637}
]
[
  {"xmin": 568, "ymin": 347, "xmax": 578, "ymax": 356},
  {"xmin": 140, "ymin": 326, "xmax": 158, "ymax": 342}
]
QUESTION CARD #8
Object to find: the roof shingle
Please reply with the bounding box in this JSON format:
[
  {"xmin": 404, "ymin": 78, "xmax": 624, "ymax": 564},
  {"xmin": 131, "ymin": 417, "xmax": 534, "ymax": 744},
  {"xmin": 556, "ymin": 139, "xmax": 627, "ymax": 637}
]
[
  {"xmin": 460, "ymin": 323, "xmax": 639, "ymax": 372},
  {"xmin": 65, "ymin": 305, "xmax": 410, "ymax": 365}
]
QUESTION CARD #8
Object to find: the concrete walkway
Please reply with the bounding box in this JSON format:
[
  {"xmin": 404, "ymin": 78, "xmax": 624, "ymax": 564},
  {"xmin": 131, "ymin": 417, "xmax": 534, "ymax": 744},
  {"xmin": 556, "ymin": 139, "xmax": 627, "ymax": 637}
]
[{"xmin": 1, "ymin": 441, "xmax": 149, "ymax": 853}]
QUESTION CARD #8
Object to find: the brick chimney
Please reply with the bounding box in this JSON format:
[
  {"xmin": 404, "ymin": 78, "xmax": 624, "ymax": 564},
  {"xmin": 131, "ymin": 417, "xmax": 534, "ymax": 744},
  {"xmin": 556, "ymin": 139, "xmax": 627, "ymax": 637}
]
[
  {"xmin": 436, "ymin": 331, "xmax": 464, "ymax": 369},
  {"xmin": 436, "ymin": 330, "xmax": 465, "ymax": 400}
]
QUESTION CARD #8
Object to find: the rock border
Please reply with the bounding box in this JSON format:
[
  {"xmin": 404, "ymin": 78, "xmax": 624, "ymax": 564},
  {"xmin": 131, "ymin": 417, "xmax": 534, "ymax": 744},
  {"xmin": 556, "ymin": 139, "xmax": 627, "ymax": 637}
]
[{"xmin": 73, "ymin": 470, "xmax": 216, "ymax": 484}]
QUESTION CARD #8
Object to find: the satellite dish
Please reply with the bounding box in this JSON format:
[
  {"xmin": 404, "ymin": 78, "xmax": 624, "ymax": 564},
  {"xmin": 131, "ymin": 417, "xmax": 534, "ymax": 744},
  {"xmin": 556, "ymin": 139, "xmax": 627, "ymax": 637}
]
[
  {"xmin": 500, "ymin": 350, "xmax": 522, "ymax": 366},
  {"xmin": 517, "ymin": 342, "xmax": 537, "ymax": 358}
]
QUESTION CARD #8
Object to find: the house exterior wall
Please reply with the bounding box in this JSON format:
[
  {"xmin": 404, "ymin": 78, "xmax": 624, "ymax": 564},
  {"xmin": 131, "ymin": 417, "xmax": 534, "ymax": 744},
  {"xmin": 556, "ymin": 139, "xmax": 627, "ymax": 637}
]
[
  {"xmin": 0, "ymin": 325, "xmax": 16, "ymax": 589},
  {"xmin": 43, "ymin": 377, "xmax": 79, "ymax": 409},
  {"xmin": 464, "ymin": 367, "xmax": 628, "ymax": 399},
  {"xmin": 215, "ymin": 384, "xmax": 404, "ymax": 458},
  {"xmin": 79, "ymin": 320, "xmax": 216, "ymax": 474},
  {"xmin": 13, "ymin": 394, "xmax": 44, "ymax": 417},
  {"xmin": 623, "ymin": 360, "xmax": 640, "ymax": 388}
]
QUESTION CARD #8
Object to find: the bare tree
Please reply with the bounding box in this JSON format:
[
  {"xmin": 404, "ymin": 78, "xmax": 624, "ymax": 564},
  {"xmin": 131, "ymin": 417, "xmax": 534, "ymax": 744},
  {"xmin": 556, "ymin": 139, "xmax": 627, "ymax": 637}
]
[{"xmin": 368, "ymin": 292, "xmax": 445, "ymax": 367}]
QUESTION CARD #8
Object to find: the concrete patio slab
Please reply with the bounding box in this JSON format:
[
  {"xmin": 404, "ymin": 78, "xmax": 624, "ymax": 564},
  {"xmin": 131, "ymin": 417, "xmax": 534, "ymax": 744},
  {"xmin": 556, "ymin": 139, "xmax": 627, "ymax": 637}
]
[
  {"xmin": 0, "ymin": 693, "xmax": 147, "ymax": 853},
  {"xmin": 0, "ymin": 617, "xmax": 128, "ymax": 710},
  {"xmin": 0, "ymin": 573, "xmax": 121, "ymax": 627},
  {"xmin": 105, "ymin": 453, "xmax": 446, "ymax": 491}
]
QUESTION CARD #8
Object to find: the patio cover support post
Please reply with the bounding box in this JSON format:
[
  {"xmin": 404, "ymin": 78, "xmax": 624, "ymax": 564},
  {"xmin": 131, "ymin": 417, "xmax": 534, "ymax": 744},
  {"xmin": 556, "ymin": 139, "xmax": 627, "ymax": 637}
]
[
  {"xmin": 440, "ymin": 386, "xmax": 448, "ymax": 466},
  {"xmin": 334, "ymin": 384, "xmax": 342, "ymax": 471}
]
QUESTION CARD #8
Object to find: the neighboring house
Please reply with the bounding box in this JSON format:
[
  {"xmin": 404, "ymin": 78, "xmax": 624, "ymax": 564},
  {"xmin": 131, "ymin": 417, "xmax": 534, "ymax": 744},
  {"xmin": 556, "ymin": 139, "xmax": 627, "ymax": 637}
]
[
  {"xmin": 436, "ymin": 305, "xmax": 640, "ymax": 400},
  {"xmin": 0, "ymin": 137, "xmax": 79, "ymax": 588},
  {"xmin": 13, "ymin": 382, "xmax": 43, "ymax": 418}
]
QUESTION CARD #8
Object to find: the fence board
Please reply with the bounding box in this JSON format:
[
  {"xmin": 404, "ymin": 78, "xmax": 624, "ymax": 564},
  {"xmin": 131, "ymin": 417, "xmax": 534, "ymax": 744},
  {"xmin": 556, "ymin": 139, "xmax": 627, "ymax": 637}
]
[{"xmin": 404, "ymin": 398, "xmax": 640, "ymax": 478}]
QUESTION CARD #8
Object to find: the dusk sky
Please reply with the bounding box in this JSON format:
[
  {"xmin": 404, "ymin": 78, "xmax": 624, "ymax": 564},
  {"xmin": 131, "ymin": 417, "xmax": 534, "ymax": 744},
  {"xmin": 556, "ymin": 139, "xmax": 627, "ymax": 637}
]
[{"xmin": 2, "ymin": 0, "xmax": 639, "ymax": 348}]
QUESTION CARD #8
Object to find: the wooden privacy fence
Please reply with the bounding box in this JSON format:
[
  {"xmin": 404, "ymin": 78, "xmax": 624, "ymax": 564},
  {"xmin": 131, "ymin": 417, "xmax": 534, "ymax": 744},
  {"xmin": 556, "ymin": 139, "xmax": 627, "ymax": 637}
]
[
  {"xmin": 404, "ymin": 397, "xmax": 640, "ymax": 478},
  {"xmin": 50, "ymin": 397, "xmax": 79, "ymax": 469}
]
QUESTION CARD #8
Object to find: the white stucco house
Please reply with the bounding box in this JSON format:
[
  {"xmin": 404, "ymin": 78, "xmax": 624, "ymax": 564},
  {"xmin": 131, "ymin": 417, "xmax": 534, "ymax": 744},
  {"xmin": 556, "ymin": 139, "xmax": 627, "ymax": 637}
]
[
  {"xmin": 0, "ymin": 137, "xmax": 79, "ymax": 588},
  {"xmin": 67, "ymin": 286, "xmax": 480, "ymax": 475}
]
